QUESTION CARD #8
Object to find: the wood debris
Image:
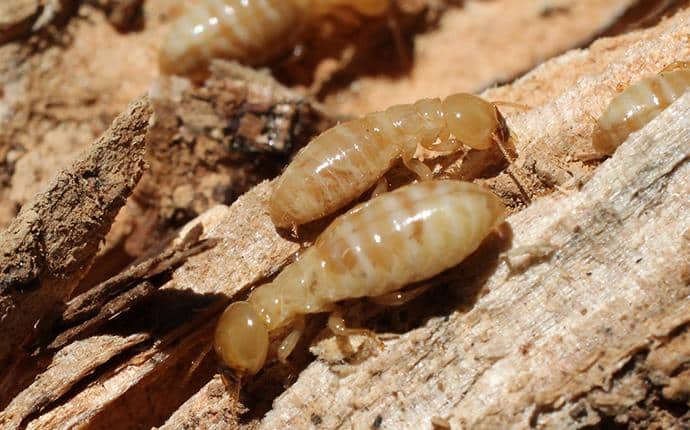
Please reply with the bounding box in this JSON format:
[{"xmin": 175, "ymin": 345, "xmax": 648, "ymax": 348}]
[{"xmin": 122, "ymin": 62, "xmax": 334, "ymax": 256}]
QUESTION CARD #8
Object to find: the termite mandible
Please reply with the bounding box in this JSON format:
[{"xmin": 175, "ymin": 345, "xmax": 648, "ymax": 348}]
[{"xmin": 592, "ymin": 61, "xmax": 690, "ymax": 155}]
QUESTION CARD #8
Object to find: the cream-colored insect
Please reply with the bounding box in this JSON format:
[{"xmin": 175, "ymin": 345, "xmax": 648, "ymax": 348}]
[
  {"xmin": 214, "ymin": 180, "xmax": 505, "ymax": 376},
  {"xmin": 270, "ymin": 93, "xmax": 513, "ymax": 229},
  {"xmin": 159, "ymin": 0, "xmax": 389, "ymax": 77},
  {"xmin": 592, "ymin": 61, "xmax": 690, "ymax": 155}
]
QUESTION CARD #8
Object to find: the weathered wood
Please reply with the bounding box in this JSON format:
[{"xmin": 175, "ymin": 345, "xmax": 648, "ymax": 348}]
[
  {"xmin": 476, "ymin": 5, "xmax": 690, "ymax": 207},
  {"xmin": 0, "ymin": 0, "xmax": 648, "ymax": 229},
  {"xmin": 0, "ymin": 96, "xmax": 151, "ymax": 369},
  {"xmin": 0, "ymin": 334, "xmax": 149, "ymax": 429}
]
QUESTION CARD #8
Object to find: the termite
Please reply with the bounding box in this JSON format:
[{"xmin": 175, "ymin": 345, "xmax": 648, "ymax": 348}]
[
  {"xmin": 270, "ymin": 93, "xmax": 514, "ymax": 229},
  {"xmin": 592, "ymin": 61, "xmax": 690, "ymax": 155},
  {"xmin": 214, "ymin": 180, "xmax": 505, "ymax": 376},
  {"xmin": 159, "ymin": 0, "xmax": 390, "ymax": 77}
]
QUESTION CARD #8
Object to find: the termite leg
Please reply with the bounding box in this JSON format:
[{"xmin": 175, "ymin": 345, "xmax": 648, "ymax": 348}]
[
  {"xmin": 308, "ymin": 45, "xmax": 357, "ymax": 97},
  {"xmin": 421, "ymin": 128, "xmax": 462, "ymax": 153},
  {"xmin": 500, "ymin": 243, "xmax": 556, "ymax": 275},
  {"xmin": 371, "ymin": 177, "xmax": 389, "ymax": 198},
  {"xmin": 328, "ymin": 308, "xmax": 383, "ymax": 349},
  {"xmin": 491, "ymin": 100, "xmax": 531, "ymax": 111},
  {"xmin": 219, "ymin": 367, "xmax": 242, "ymax": 400},
  {"xmin": 369, "ymin": 283, "xmax": 433, "ymax": 306},
  {"xmin": 184, "ymin": 343, "xmax": 213, "ymax": 384},
  {"xmin": 661, "ymin": 61, "xmax": 690, "ymax": 72},
  {"xmin": 402, "ymin": 152, "xmax": 433, "ymax": 181},
  {"xmin": 425, "ymin": 139, "xmax": 462, "ymax": 153},
  {"xmin": 277, "ymin": 317, "xmax": 306, "ymax": 363},
  {"xmin": 494, "ymin": 130, "xmax": 532, "ymax": 204}
]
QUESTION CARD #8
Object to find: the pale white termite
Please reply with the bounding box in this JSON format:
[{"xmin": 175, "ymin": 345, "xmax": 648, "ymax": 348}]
[
  {"xmin": 592, "ymin": 61, "xmax": 690, "ymax": 154},
  {"xmin": 159, "ymin": 0, "xmax": 390, "ymax": 77},
  {"xmin": 214, "ymin": 180, "xmax": 506, "ymax": 376},
  {"xmin": 270, "ymin": 93, "xmax": 512, "ymax": 229}
]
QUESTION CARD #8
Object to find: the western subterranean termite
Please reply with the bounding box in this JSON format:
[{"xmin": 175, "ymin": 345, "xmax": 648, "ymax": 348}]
[
  {"xmin": 159, "ymin": 0, "xmax": 389, "ymax": 76},
  {"xmin": 270, "ymin": 93, "xmax": 512, "ymax": 228},
  {"xmin": 592, "ymin": 61, "xmax": 690, "ymax": 155},
  {"xmin": 214, "ymin": 180, "xmax": 505, "ymax": 376}
]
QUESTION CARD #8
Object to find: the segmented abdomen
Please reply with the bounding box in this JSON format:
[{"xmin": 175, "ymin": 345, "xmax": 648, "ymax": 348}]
[
  {"xmin": 270, "ymin": 102, "xmax": 443, "ymax": 228},
  {"xmin": 251, "ymin": 180, "xmax": 505, "ymax": 329},
  {"xmin": 159, "ymin": 0, "xmax": 306, "ymax": 76},
  {"xmin": 593, "ymin": 68, "xmax": 690, "ymax": 154}
]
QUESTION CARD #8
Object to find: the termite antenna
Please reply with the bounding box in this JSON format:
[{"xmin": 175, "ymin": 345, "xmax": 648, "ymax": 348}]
[
  {"xmin": 184, "ymin": 343, "xmax": 213, "ymax": 384},
  {"xmin": 507, "ymin": 169, "xmax": 532, "ymax": 204},
  {"xmin": 386, "ymin": 7, "xmax": 410, "ymax": 67},
  {"xmin": 491, "ymin": 100, "xmax": 531, "ymax": 111},
  {"xmin": 494, "ymin": 128, "xmax": 532, "ymax": 205}
]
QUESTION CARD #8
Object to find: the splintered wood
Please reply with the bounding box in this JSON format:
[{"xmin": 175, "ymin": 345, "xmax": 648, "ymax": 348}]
[
  {"xmin": 1, "ymin": 1, "xmax": 689, "ymax": 429},
  {"xmin": 0, "ymin": 97, "xmax": 151, "ymax": 370}
]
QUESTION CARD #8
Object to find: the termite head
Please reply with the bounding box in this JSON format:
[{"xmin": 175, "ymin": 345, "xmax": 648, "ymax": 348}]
[
  {"xmin": 441, "ymin": 94, "xmax": 509, "ymax": 151},
  {"xmin": 214, "ymin": 301, "xmax": 269, "ymax": 376}
]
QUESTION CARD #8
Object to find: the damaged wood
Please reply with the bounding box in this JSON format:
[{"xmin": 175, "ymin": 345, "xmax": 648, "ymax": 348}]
[
  {"xmin": 49, "ymin": 230, "xmax": 217, "ymax": 350},
  {"xmin": 0, "ymin": 0, "xmax": 650, "ymax": 229},
  {"xmin": 0, "ymin": 96, "xmax": 151, "ymax": 369},
  {"xmin": 0, "ymin": 334, "xmax": 149, "ymax": 430},
  {"xmin": 60, "ymin": 223, "xmax": 207, "ymax": 327},
  {"xmin": 122, "ymin": 62, "xmax": 334, "ymax": 256},
  {"xmin": 157, "ymin": 11, "xmax": 690, "ymax": 428},
  {"xmin": 473, "ymin": 6, "xmax": 690, "ymax": 208}
]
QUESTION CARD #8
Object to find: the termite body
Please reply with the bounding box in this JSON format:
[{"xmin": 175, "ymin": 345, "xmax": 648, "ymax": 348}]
[
  {"xmin": 270, "ymin": 93, "xmax": 511, "ymax": 228},
  {"xmin": 215, "ymin": 180, "xmax": 505, "ymax": 375},
  {"xmin": 592, "ymin": 61, "xmax": 690, "ymax": 154},
  {"xmin": 159, "ymin": 0, "xmax": 390, "ymax": 77}
]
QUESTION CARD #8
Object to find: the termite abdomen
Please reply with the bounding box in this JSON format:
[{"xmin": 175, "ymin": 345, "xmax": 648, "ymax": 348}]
[
  {"xmin": 592, "ymin": 62, "xmax": 690, "ymax": 154},
  {"xmin": 159, "ymin": 0, "xmax": 390, "ymax": 77},
  {"xmin": 215, "ymin": 180, "xmax": 506, "ymax": 376},
  {"xmin": 270, "ymin": 94, "xmax": 510, "ymax": 229}
]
